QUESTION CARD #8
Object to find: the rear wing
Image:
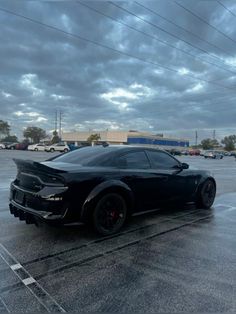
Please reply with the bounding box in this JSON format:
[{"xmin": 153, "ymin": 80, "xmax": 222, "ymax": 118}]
[{"xmin": 13, "ymin": 158, "xmax": 66, "ymax": 174}]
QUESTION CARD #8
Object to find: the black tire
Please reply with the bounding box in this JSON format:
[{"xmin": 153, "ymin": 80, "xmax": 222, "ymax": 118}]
[
  {"xmin": 64, "ymin": 148, "xmax": 69, "ymax": 153},
  {"xmin": 11, "ymin": 146, "xmax": 15, "ymax": 150},
  {"xmin": 92, "ymin": 193, "xmax": 127, "ymax": 235},
  {"xmin": 50, "ymin": 148, "xmax": 55, "ymax": 152},
  {"xmin": 196, "ymin": 179, "xmax": 216, "ymax": 209},
  {"xmin": 34, "ymin": 148, "xmax": 38, "ymax": 151}
]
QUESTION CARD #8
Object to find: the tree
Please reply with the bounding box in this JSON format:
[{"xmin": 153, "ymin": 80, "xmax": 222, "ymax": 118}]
[
  {"xmin": 211, "ymin": 139, "xmax": 219, "ymax": 147},
  {"xmin": 87, "ymin": 133, "xmax": 101, "ymax": 145},
  {"xmin": 0, "ymin": 120, "xmax": 10, "ymax": 139},
  {"xmin": 221, "ymin": 135, "xmax": 236, "ymax": 151},
  {"xmin": 1, "ymin": 135, "xmax": 18, "ymax": 143},
  {"xmin": 191, "ymin": 144, "xmax": 202, "ymax": 149},
  {"xmin": 23, "ymin": 126, "xmax": 46, "ymax": 143},
  {"xmin": 51, "ymin": 130, "xmax": 60, "ymax": 144},
  {"xmin": 201, "ymin": 138, "xmax": 219, "ymax": 150}
]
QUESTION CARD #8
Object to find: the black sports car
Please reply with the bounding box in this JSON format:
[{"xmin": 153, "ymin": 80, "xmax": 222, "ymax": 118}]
[{"xmin": 9, "ymin": 146, "xmax": 216, "ymax": 235}]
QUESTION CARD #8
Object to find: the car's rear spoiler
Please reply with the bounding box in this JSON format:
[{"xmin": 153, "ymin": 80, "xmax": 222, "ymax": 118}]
[{"xmin": 13, "ymin": 158, "xmax": 66, "ymax": 174}]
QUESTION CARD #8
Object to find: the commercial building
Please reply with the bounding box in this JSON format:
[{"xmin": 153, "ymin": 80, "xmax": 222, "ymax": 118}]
[{"xmin": 62, "ymin": 130, "xmax": 189, "ymax": 150}]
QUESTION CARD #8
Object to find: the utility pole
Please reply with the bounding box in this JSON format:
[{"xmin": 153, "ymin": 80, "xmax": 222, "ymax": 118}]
[
  {"xmin": 55, "ymin": 110, "xmax": 58, "ymax": 133},
  {"xmin": 195, "ymin": 130, "xmax": 198, "ymax": 146},
  {"xmin": 213, "ymin": 129, "xmax": 216, "ymax": 140},
  {"xmin": 59, "ymin": 110, "xmax": 62, "ymax": 140}
]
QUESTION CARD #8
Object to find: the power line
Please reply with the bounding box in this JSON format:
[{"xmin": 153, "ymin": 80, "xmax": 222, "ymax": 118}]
[
  {"xmin": 174, "ymin": 1, "xmax": 236, "ymax": 46},
  {"xmin": 135, "ymin": 1, "xmax": 230, "ymax": 57},
  {"xmin": 120, "ymin": 96, "xmax": 236, "ymax": 118},
  {"xmin": 108, "ymin": 1, "xmax": 230, "ymax": 66},
  {"xmin": 77, "ymin": 1, "xmax": 236, "ymax": 76},
  {"xmin": 0, "ymin": 6, "xmax": 234, "ymax": 91},
  {"xmin": 217, "ymin": 1, "xmax": 236, "ymax": 19},
  {"xmin": 116, "ymin": 85, "xmax": 236, "ymax": 117}
]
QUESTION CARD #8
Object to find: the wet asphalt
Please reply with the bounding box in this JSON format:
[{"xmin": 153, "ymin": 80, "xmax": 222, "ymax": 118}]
[{"xmin": 0, "ymin": 150, "xmax": 235, "ymax": 312}]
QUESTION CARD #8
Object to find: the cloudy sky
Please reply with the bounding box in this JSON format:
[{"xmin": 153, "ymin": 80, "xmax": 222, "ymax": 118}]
[{"xmin": 1, "ymin": 0, "xmax": 236, "ymax": 143}]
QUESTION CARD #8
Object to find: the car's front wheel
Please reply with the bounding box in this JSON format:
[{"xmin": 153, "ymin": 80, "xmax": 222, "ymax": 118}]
[
  {"xmin": 34, "ymin": 148, "xmax": 38, "ymax": 151},
  {"xmin": 64, "ymin": 148, "xmax": 69, "ymax": 152},
  {"xmin": 50, "ymin": 148, "xmax": 55, "ymax": 152},
  {"xmin": 92, "ymin": 193, "xmax": 127, "ymax": 235},
  {"xmin": 196, "ymin": 179, "xmax": 216, "ymax": 209}
]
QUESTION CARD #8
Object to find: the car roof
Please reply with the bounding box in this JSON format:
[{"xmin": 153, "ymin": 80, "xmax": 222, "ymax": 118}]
[
  {"xmin": 49, "ymin": 144, "xmax": 172, "ymax": 166},
  {"xmin": 81, "ymin": 145, "xmax": 164, "ymax": 152}
]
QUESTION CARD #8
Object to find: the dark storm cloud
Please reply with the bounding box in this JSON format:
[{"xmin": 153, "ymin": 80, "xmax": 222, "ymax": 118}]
[{"xmin": 0, "ymin": 0, "xmax": 236, "ymax": 142}]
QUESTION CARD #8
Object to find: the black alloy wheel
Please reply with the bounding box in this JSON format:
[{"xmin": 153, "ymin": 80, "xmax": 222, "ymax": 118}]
[
  {"xmin": 197, "ymin": 179, "xmax": 216, "ymax": 209},
  {"xmin": 93, "ymin": 193, "xmax": 127, "ymax": 235}
]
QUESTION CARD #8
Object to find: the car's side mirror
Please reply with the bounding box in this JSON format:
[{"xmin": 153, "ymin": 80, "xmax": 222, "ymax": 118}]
[{"xmin": 181, "ymin": 163, "xmax": 189, "ymax": 169}]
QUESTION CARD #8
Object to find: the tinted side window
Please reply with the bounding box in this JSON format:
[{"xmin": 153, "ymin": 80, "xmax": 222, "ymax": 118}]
[
  {"xmin": 147, "ymin": 150, "xmax": 179, "ymax": 169},
  {"xmin": 117, "ymin": 151, "xmax": 150, "ymax": 169}
]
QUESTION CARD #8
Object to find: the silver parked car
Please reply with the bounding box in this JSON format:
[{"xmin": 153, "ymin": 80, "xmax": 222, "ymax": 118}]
[{"xmin": 204, "ymin": 150, "xmax": 223, "ymax": 159}]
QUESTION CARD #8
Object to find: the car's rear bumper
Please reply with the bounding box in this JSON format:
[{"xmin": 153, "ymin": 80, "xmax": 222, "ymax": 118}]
[
  {"xmin": 9, "ymin": 200, "xmax": 68, "ymax": 220},
  {"xmin": 9, "ymin": 183, "xmax": 69, "ymax": 223}
]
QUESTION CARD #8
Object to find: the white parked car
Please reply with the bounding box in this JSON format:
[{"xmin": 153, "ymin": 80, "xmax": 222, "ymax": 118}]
[
  {"xmin": 28, "ymin": 143, "xmax": 46, "ymax": 151},
  {"xmin": 0, "ymin": 143, "xmax": 5, "ymax": 149},
  {"xmin": 45, "ymin": 142, "xmax": 70, "ymax": 152}
]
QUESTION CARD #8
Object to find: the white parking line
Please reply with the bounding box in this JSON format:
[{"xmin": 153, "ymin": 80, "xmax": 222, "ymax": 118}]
[
  {"xmin": 0, "ymin": 243, "xmax": 66, "ymax": 312},
  {"xmin": 10, "ymin": 263, "xmax": 22, "ymax": 271},
  {"xmin": 0, "ymin": 296, "xmax": 10, "ymax": 313},
  {"xmin": 22, "ymin": 277, "xmax": 36, "ymax": 286}
]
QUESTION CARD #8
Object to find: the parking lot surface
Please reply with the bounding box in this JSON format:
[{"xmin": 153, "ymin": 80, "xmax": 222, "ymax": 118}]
[{"xmin": 0, "ymin": 150, "xmax": 236, "ymax": 312}]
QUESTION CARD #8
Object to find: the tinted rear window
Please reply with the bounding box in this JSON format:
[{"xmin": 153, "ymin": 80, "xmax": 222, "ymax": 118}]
[{"xmin": 51, "ymin": 146, "xmax": 118, "ymax": 166}]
